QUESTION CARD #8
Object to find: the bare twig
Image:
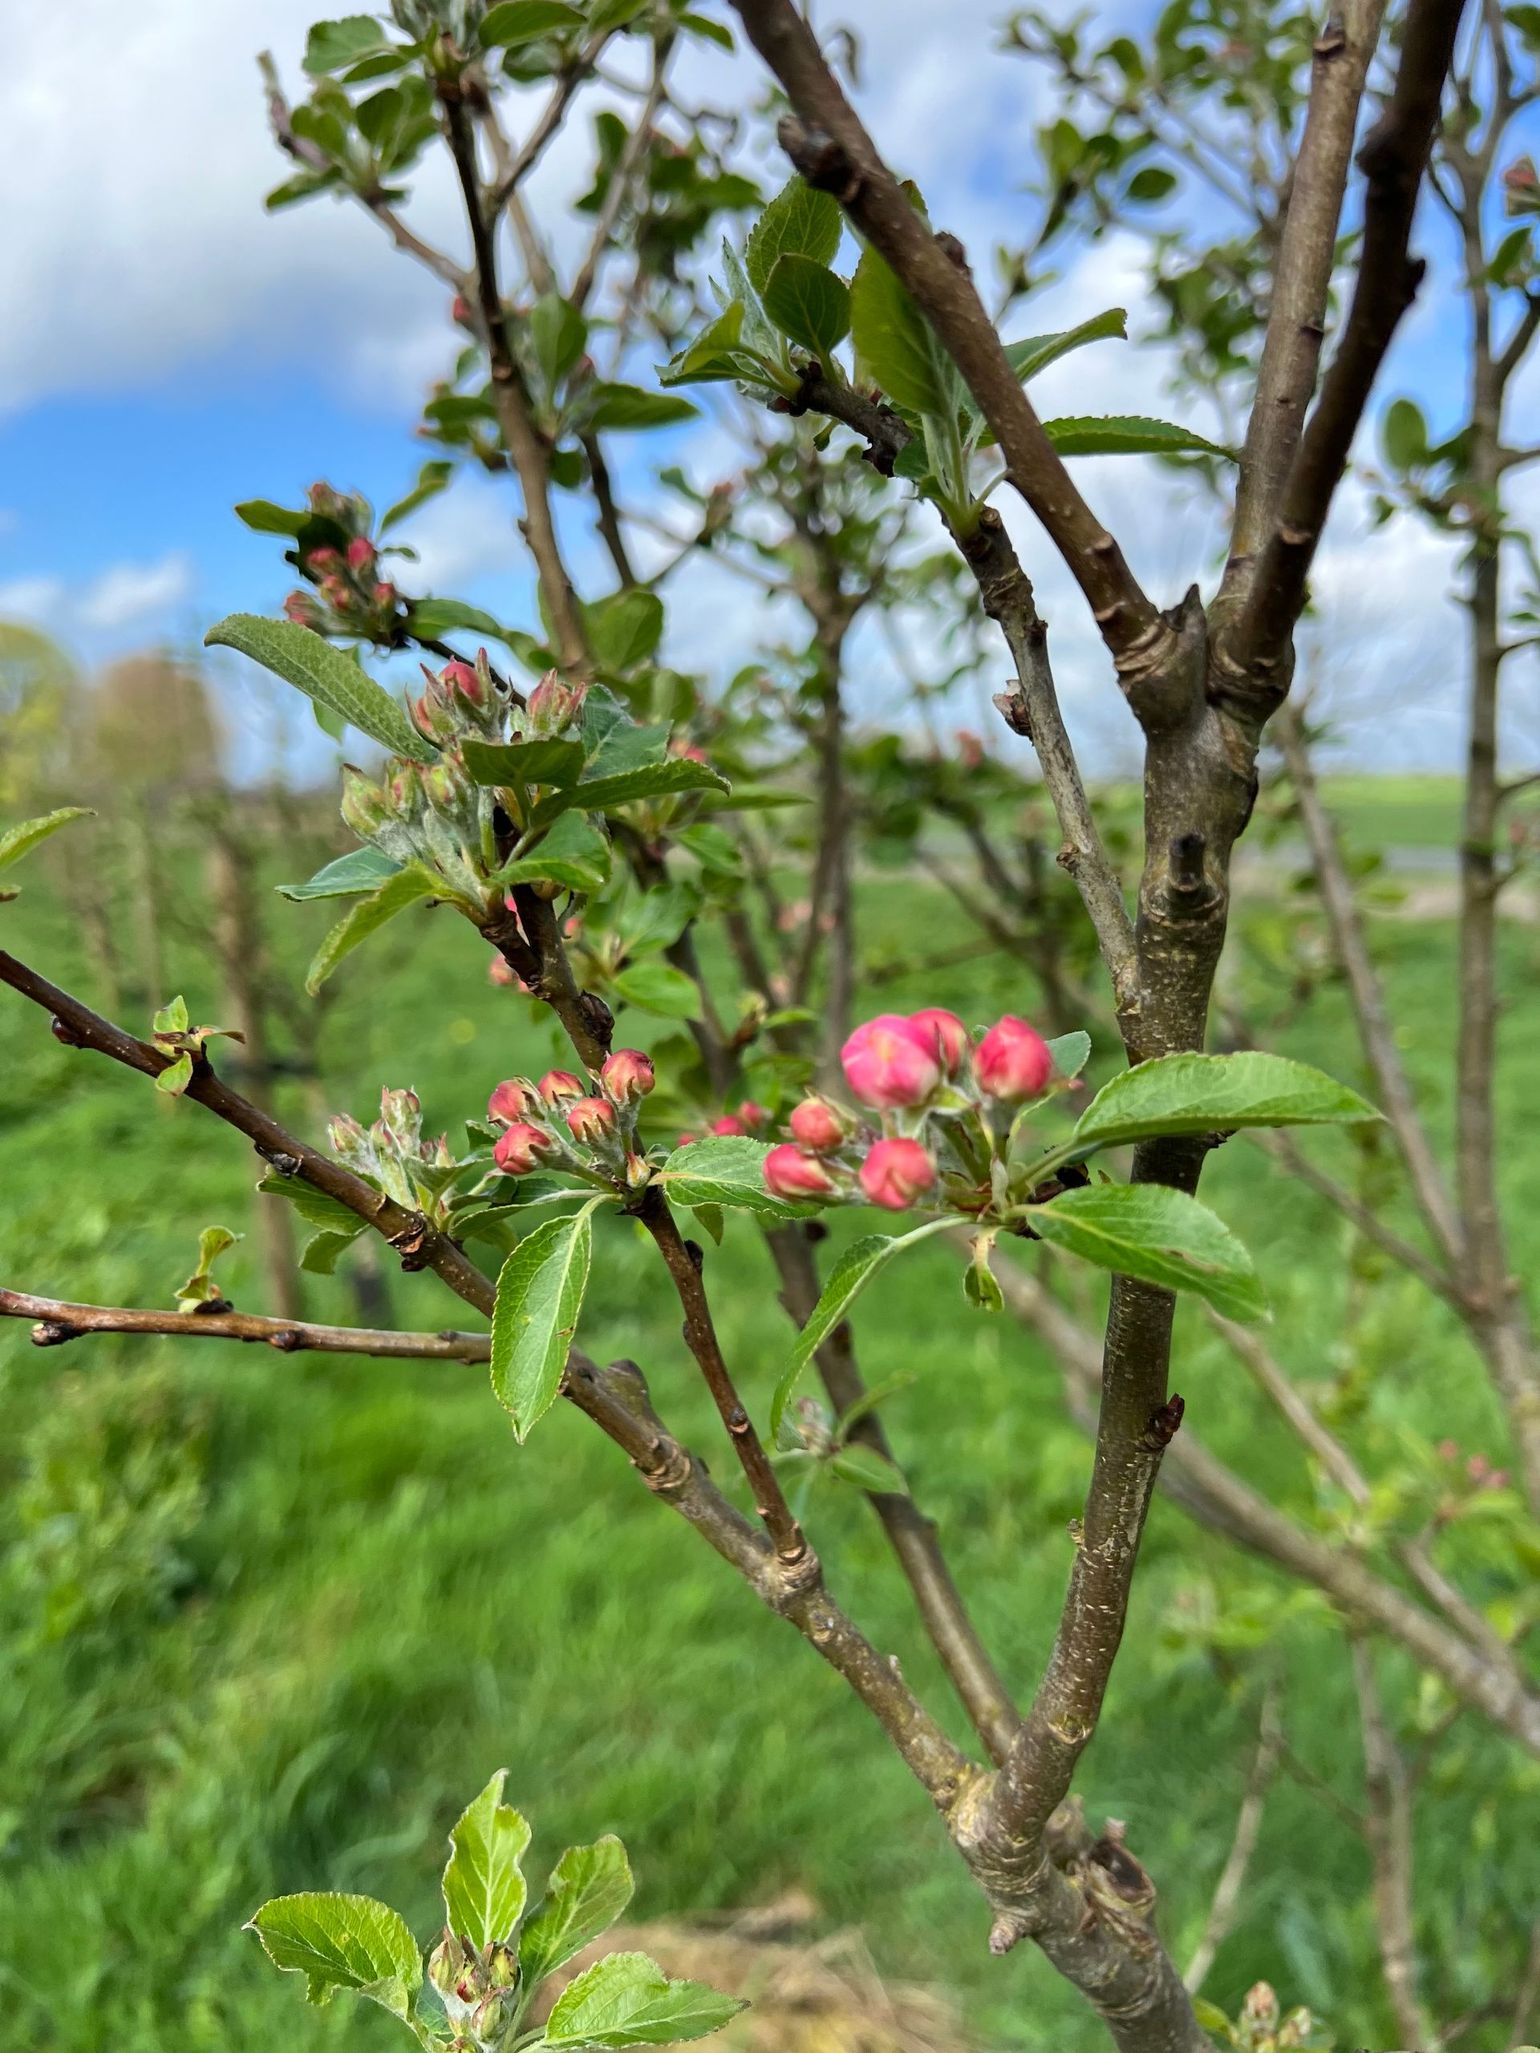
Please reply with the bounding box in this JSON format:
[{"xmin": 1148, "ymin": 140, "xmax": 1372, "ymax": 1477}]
[
  {"xmin": 1184, "ymin": 1682, "xmax": 1282, "ymax": 1991},
  {"xmin": 0, "ymin": 1288, "xmax": 489, "ymax": 1361},
  {"xmin": 1350, "ymin": 1634, "xmax": 1436, "ymax": 2048}
]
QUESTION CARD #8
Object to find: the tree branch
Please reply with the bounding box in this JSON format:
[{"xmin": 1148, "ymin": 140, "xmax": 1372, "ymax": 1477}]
[
  {"xmin": 0, "ymin": 1288, "xmax": 491, "ymax": 1361},
  {"xmin": 1349, "ymin": 1633, "xmax": 1435, "ymax": 2049},
  {"xmin": 727, "ymin": 0, "xmax": 1166, "ymax": 669},
  {"xmin": 1183, "ymin": 1682, "xmax": 1282, "ymax": 1992}
]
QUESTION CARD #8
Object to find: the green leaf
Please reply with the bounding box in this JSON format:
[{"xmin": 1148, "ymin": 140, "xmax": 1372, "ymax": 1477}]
[
  {"xmin": 675, "ymin": 823, "xmax": 741, "ymax": 876},
  {"xmin": 480, "ymin": 0, "xmax": 584, "ymax": 45},
  {"xmin": 655, "ymin": 1136, "xmax": 810, "ymax": 1219},
  {"xmin": 532, "ymin": 294, "xmax": 589, "ymax": 390},
  {"xmin": 545, "ymin": 1951, "xmax": 745, "ymax": 2048},
  {"xmin": 1004, "ymin": 309, "xmax": 1126, "ymax": 385},
  {"xmin": 1073, "ymin": 1051, "xmax": 1380, "ymax": 1151},
  {"xmin": 830, "ymin": 1442, "xmax": 909, "ymax": 1496},
  {"xmin": 771, "ymin": 1221, "xmax": 950, "ymax": 1432},
  {"xmin": 304, "ymin": 17, "xmax": 396, "ymax": 74},
  {"xmin": 153, "ymin": 994, "xmax": 189, "ymax": 1035},
  {"xmin": 1041, "ymin": 415, "xmax": 1234, "ymax": 460},
  {"xmin": 256, "ymin": 1176, "xmax": 364, "ymax": 1233},
  {"xmin": 233, "ymin": 498, "xmax": 308, "ymax": 537},
  {"xmin": 496, "ymin": 812, "xmax": 612, "ymax": 894},
  {"xmin": 407, "ymin": 597, "xmax": 506, "ymax": 641},
  {"xmin": 205, "ymin": 614, "xmax": 428, "ymax": 760},
  {"xmin": 583, "ymin": 384, "xmax": 699, "ymax": 431},
  {"xmin": 1025, "ymin": 1182, "xmax": 1267, "ymax": 1322},
  {"xmin": 379, "ymin": 460, "xmax": 453, "ymax": 534},
  {"xmin": 657, "ymin": 304, "xmax": 768, "ymax": 390},
  {"xmin": 0, "ymin": 806, "xmax": 93, "ymax": 874},
  {"xmin": 491, "ymin": 1207, "xmax": 597, "ymax": 1441},
  {"xmin": 533, "ymin": 758, "xmax": 727, "ymax": 827},
  {"xmin": 442, "ymin": 1770, "xmax": 532, "ymax": 1951},
  {"xmin": 300, "ymin": 1228, "xmax": 362, "ymax": 1275},
  {"xmin": 155, "ymin": 1051, "xmax": 194, "ymax": 1097},
  {"xmin": 745, "ymin": 176, "xmax": 842, "ymax": 295},
  {"xmin": 610, "ymin": 960, "xmax": 700, "ymax": 1019},
  {"xmin": 762, "ymin": 255, "xmax": 851, "ymax": 359},
  {"xmin": 276, "ymin": 846, "xmax": 403, "ymax": 902},
  {"xmin": 246, "ymin": 1892, "xmax": 422, "ymax": 2016},
  {"xmin": 1382, "ymin": 396, "xmax": 1429, "ymax": 471},
  {"xmin": 586, "ymin": 589, "xmax": 665, "ymax": 672},
  {"xmin": 463, "ymin": 738, "xmax": 587, "ymax": 789},
  {"xmin": 1046, "ymin": 1030, "xmax": 1091, "ymax": 1081},
  {"xmin": 305, "ymin": 863, "xmax": 443, "ymax": 996},
  {"xmin": 849, "ymin": 245, "xmax": 948, "ymax": 416},
  {"xmin": 519, "ymin": 1837, "xmax": 635, "ymax": 1988}
]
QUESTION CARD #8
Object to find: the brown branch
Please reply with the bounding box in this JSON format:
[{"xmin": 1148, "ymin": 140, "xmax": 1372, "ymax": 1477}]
[
  {"xmin": 1224, "ymin": 0, "xmax": 1390, "ymax": 589},
  {"xmin": 569, "ymin": 40, "xmax": 673, "ymax": 312},
  {"xmin": 1183, "ymin": 1682, "xmax": 1282, "ymax": 1992},
  {"xmin": 1349, "ymin": 1634, "xmax": 1436, "ymax": 2049},
  {"xmin": 727, "ymin": 0, "xmax": 1166, "ymax": 669},
  {"xmin": 0, "ymin": 1288, "xmax": 489, "ymax": 1362},
  {"xmin": 486, "ymin": 34, "xmax": 614, "ymax": 210},
  {"xmin": 1229, "ymin": 0, "xmax": 1470, "ymax": 683}
]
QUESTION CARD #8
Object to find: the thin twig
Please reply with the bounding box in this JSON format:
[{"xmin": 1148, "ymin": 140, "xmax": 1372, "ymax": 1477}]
[
  {"xmin": 1350, "ymin": 1633, "xmax": 1436, "ymax": 2049},
  {"xmin": 1184, "ymin": 1682, "xmax": 1282, "ymax": 1991},
  {"xmin": 0, "ymin": 1288, "xmax": 489, "ymax": 1361}
]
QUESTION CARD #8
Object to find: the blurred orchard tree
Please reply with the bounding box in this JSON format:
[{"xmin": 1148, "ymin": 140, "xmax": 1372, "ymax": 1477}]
[{"xmin": 4, "ymin": 1, "xmax": 1539, "ymax": 2050}]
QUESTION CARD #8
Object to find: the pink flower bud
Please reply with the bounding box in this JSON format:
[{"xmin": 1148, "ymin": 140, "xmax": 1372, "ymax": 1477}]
[
  {"xmin": 372, "ymin": 581, "xmax": 398, "ymax": 609},
  {"xmin": 487, "ymin": 1079, "xmax": 531, "ymax": 1125},
  {"xmin": 566, "ymin": 1095, "xmax": 616, "ymax": 1143},
  {"xmin": 488, "ymin": 953, "xmax": 525, "ymax": 989},
  {"xmin": 452, "ymin": 293, "xmax": 473, "ymax": 324},
  {"xmin": 1488, "ymin": 1468, "xmax": 1509, "ymax": 1491},
  {"xmin": 538, "ymin": 1070, "xmax": 584, "ymax": 1104},
  {"xmin": 859, "ymin": 1137, "xmax": 937, "ymax": 1211},
  {"xmin": 1437, "ymin": 1437, "xmax": 1460, "ymax": 1461},
  {"xmin": 711, "ymin": 1115, "xmax": 745, "ymax": 1137},
  {"xmin": 527, "ymin": 669, "xmax": 587, "ymax": 737},
  {"xmin": 318, "ymin": 574, "xmax": 351, "ymax": 610},
  {"xmin": 764, "ymin": 1144, "xmax": 838, "ymax": 1200},
  {"xmin": 345, "ymin": 535, "xmax": 376, "ymax": 572},
  {"xmin": 282, "ymin": 589, "xmax": 326, "ymax": 630},
  {"xmin": 976, "ymin": 1015, "xmax": 1053, "ymax": 1101},
  {"xmin": 789, "ymin": 1097, "xmax": 847, "ymax": 1152},
  {"xmin": 440, "ymin": 658, "xmax": 483, "ymax": 704},
  {"xmin": 670, "ymin": 739, "xmax": 708, "ymax": 763},
  {"xmin": 840, "ymin": 1014, "xmax": 941, "ymax": 1109},
  {"xmin": 1467, "ymin": 1453, "xmax": 1490, "ymax": 1484},
  {"xmin": 601, "ymin": 1048, "xmax": 655, "ymax": 1102},
  {"xmin": 737, "ymin": 1101, "xmax": 769, "ymax": 1131},
  {"xmin": 676, "ymin": 1131, "xmax": 697, "ymax": 1147},
  {"xmin": 305, "ymin": 545, "xmax": 341, "ymax": 571},
  {"xmin": 906, "ymin": 1007, "xmax": 971, "ymax": 1076},
  {"xmin": 493, "ymin": 1122, "xmax": 556, "ymax": 1175}
]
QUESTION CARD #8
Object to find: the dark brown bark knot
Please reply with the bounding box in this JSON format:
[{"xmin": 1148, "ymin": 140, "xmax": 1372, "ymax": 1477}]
[
  {"xmin": 1117, "ymin": 585, "xmax": 1206, "ymax": 734},
  {"xmin": 775, "ymin": 115, "xmax": 863, "ymax": 204},
  {"xmin": 387, "ymin": 1213, "xmax": 436, "ymax": 1271}
]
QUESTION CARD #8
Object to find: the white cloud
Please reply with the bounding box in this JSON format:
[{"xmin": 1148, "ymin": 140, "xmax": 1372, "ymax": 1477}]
[
  {"xmin": 0, "ymin": 574, "xmax": 65, "ymax": 620},
  {"xmin": 76, "ymin": 551, "xmax": 194, "ymax": 631}
]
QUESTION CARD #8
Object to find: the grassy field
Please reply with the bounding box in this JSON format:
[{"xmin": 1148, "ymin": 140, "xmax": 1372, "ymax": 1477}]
[{"xmin": 1, "ymin": 821, "xmax": 1536, "ymax": 2052}]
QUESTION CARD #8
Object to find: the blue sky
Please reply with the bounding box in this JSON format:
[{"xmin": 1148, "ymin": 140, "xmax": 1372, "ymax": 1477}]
[{"xmin": 2, "ymin": 0, "xmax": 1535, "ymax": 778}]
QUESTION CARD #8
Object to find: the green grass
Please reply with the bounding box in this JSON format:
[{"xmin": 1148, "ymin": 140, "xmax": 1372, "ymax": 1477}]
[
  {"xmin": 1, "ymin": 831, "xmax": 1537, "ymax": 2052},
  {"xmin": 1317, "ymin": 774, "xmax": 1467, "ymax": 850}
]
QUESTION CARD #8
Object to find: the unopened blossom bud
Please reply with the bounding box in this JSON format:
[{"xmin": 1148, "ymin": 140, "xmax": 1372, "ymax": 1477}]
[
  {"xmin": 737, "ymin": 1101, "xmax": 768, "ymax": 1130},
  {"xmin": 387, "ymin": 761, "xmax": 425, "ymax": 815},
  {"xmin": 283, "ymin": 589, "xmax": 326, "ymax": 631},
  {"xmin": 380, "ymin": 1086, "xmax": 422, "ymax": 1150},
  {"xmin": 538, "ymin": 1070, "xmax": 584, "ymax": 1104},
  {"xmin": 1467, "ymin": 1453, "xmax": 1490, "ymax": 1484},
  {"xmin": 345, "ymin": 535, "xmax": 376, "ymax": 572},
  {"xmin": 975, "ymin": 1015, "xmax": 1053, "ymax": 1101},
  {"xmin": 566, "ymin": 1095, "xmax": 616, "ymax": 1144},
  {"xmin": 670, "ymin": 738, "xmax": 708, "ymax": 764},
  {"xmin": 488, "ymin": 953, "xmax": 526, "ymax": 990},
  {"xmin": 327, "ymin": 1111, "xmax": 372, "ymax": 1168},
  {"xmin": 427, "ymin": 1932, "xmax": 469, "ymax": 1997},
  {"xmin": 906, "ymin": 1007, "xmax": 971, "ymax": 1076},
  {"xmin": 487, "ymin": 1079, "xmax": 531, "ymax": 1125},
  {"xmin": 451, "ymin": 293, "xmax": 473, "ymax": 325},
  {"xmin": 372, "ymin": 580, "xmax": 398, "ymax": 610},
  {"xmin": 710, "ymin": 1115, "xmax": 745, "ymax": 1137},
  {"xmin": 470, "ymin": 1991, "xmax": 515, "ymax": 2044},
  {"xmin": 859, "ymin": 1136, "xmax": 937, "ymax": 1211},
  {"xmin": 840, "ymin": 1015, "xmax": 941, "ymax": 1110},
  {"xmin": 485, "ymin": 1942, "xmax": 519, "ymax": 1992},
  {"xmin": 601, "ymin": 1048, "xmax": 655, "ymax": 1102},
  {"xmin": 624, "ymin": 1150, "xmax": 652, "ymax": 1189},
  {"xmin": 764, "ymin": 1144, "xmax": 838, "ymax": 1200},
  {"xmin": 440, "ymin": 658, "xmax": 483, "ymax": 704},
  {"xmin": 308, "ymin": 481, "xmax": 347, "ymax": 518},
  {"xmin": 527, "ymin": 669, "xmax": 587, "ymax": 736},
  {"xmin": 1488, "ymin": 1467, "xmax": 1510, "ymax": 1490},
  {"xmin": 340, "ymin": 764, "xmax": 390, "ymax": 840},
  {"xmin": 318, "ymin": 574, "xmax": 352, "ymax": 611},
  {"xmin": 494, "ymin": 1122, "xmax": 556, "ymax": 1175},
  {"xmin": 1437, "ymin": 1437, "xmax": 1460, "ymax": 1461},
  {"xmin": 305, "ymin": 545, "xmax": 341, "ymax": 572},
  {"xmin": 789, "ymin": 1097, "xmax": 847, "ymax": 1152}
]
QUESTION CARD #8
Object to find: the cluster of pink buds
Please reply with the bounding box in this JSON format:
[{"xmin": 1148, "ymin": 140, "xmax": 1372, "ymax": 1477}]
[
  {"xmin": 525, "ymin": 670, "xmax": 587, "ymax": 738},
  {"xmin": 485, "ymin": 1049, "xmax": 656, "ymax": 1190},
  {"xmin": 1435, "ymin": 1439, "xmax": 1510, "ymax": 1496},
  {"xmin": 764, "ymin": 1008, "xmax": 1061, "ymax": 1216},
  {"xmin": 408, "ymin": 650, "xmax": 502, "ymax": 744},
  {"xmin": 284, "ymin": 485, "xmax": 402, "ymax": 640},
  {"xmin": 328, "ymin": 1087, "xmax": 458, "ymax": 1221}
]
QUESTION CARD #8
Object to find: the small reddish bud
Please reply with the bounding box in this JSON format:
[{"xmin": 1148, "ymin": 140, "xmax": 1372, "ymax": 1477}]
[
  {"xmin": 440, "ymin": 658, "xmax": 482, "ymax": 703},
  {"xmin": 1467, "ymin": 1453, "xmax": 1490, "ymax": 1484},
  {"xmin": 318, "ymin": 574, "xmax": 351, "ymax": 610},
  {"xmin": 1437, "ymin": 1437, "xmax": 1460, "ymax": 1461},
  {"xmin": 601, "ymin": 1048, "xmax": 655, "ymax": 1102},
  {"xmin": 372, "ymin": 580, "xmax": 398, "ymax": 609},
  {"xmin": 488, "ymin": 953, "xmax": 525, "ymax": 989},
  {"xmin": 789, "ymin": 1097, "xmax": 846, "ymax": 1152},
  {"xmin": 840, "ymin": 1014, "xmax": 941, "ymax": 1109},
  {"xmin": 710, "ymin": 1115, "xmax": 745, "ymax": 1137},
  {"xmin": 487, "ymin": 1079, "xmax": 531, "ymax": 1125},
  {"xmin": 538, "ymin": 1069, "xmax": 584, "ymax": 1104},
  {"xmin": 527, "ymin": 669, "xmax": 587, "ymax": 736},
  {"xmin": 345, "ymin": 535, "xmax": 376, "ymax": 572},
  {"xmin": 283, "ymin": 589, "xmax": 325, "ymax": 630},
  {"xmin": 1488, "ymin": 1467, "xmax": 1510, "ymax": 1490},
  {"xmin": 451, "ymin": 293, "xmax": 473, "ymax": 324},
  {"xmin": 906, "ymin": 1007, "xmax": 971, "ymax": 1076},
  {"xmin": 736, "ymin": 1101, "xmax": 769, "ymax": 1131},
  {"xmin": 676, "ymin": 1130, "xmax": 697, "ymax": 1147},
  {"xmin": 859, "ymin": 1136, "xmax": 937, "ymax": 1212},
  {"xmin": 976, "ymin": 1015, "xmax": 1053, "ymax": 1101},
  {"xmin": 305, "ymin": 545, "xmax": 341, "ymax": 571},
  {"xmin": 494, "ymin": 1122, "xmax": 556, "ymax": 1175},
  {"xmin": 670, "ymin": 739, "xmax": 708, "ymax": 763},
  {"xmin": 764, "ymin": 1144, "xmax": 838, "ymax": 1200},
  {"xmin": 566, "ymin": 1095, "xmax": 616, "ymax": 1144}
]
